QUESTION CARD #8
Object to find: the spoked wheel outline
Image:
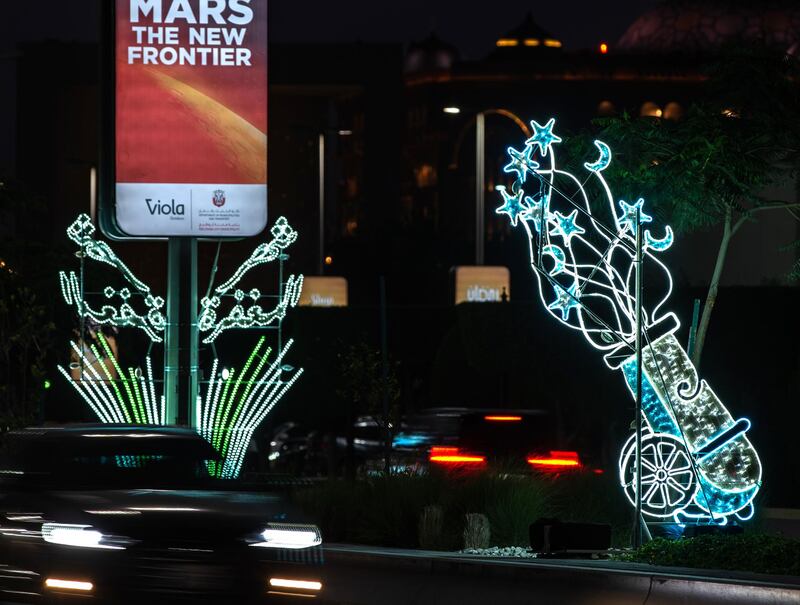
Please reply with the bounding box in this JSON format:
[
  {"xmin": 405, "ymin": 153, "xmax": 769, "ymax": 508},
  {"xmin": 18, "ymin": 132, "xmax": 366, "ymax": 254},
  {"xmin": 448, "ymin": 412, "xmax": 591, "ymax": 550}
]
[{"xmin": 618, "ymin": 431, "xmax": 698, "ymax": 519}]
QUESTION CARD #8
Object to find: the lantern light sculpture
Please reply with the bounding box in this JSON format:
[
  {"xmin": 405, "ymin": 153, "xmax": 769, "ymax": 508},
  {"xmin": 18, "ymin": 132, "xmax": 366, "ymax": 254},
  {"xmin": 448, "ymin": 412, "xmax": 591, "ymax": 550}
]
[{"xmin": 495, "ymin": 119, "xmax": 761, "ymax": 523}]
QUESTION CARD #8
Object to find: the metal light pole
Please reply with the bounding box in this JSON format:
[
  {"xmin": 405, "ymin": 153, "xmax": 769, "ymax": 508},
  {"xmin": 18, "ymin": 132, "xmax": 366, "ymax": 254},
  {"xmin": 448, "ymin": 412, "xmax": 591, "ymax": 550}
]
[
  {"xmin": 318, "ymin": 133, "xmax": 325, "ymax": 275},
  {"xmin": 633, "ymin": 207, "xmax": 644, "ymax": 548},
  {"xmin": 475, "ymin": 111, "xmax": 485, "ymax": 266},
  {"xmin": 164, "ymin": 237, "xmax": 198, "ymax": 426}
]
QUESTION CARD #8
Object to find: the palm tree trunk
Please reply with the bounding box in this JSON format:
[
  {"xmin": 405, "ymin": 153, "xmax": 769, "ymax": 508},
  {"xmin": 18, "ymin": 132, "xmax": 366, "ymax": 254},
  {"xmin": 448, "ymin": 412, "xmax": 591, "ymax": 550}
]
[{"xmin": 691, "ymin": 206, "xmax": 733, "ymax": 369}]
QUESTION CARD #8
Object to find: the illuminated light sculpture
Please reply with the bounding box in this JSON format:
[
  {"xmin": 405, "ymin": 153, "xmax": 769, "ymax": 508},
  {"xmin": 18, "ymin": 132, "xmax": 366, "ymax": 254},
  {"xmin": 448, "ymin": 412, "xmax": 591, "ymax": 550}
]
[
  {"xmin": 198, "ymin": 216, "xmax": 304, "ymax": 344},
  {"xmin": 60, "ymin": 215, "xmax": 166, "ymax": 342},
  {"xmin": 58, "ymin": 333, "xmax": 164, "ymax": 425},
  {"xmin": 197, "ymin": 336, "xmax": 304, "ymax": 479},
  {"xmin": 58, "ymin": 215, "xmax": 305, "ymax": 479},
  {"xmin": 494, "ymin": 118, "xmax": 762, "ymax": 523}
]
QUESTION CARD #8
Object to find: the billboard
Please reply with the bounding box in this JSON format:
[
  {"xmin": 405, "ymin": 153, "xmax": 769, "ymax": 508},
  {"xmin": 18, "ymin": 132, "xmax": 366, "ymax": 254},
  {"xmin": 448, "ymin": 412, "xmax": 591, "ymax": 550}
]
[
  {"xmin": 453, "ymin": 266, "xmax": 510, "ymax": 304},
  {"xmin": 114, "ymin": 0, "xmax": 267, "ymax": 237},
  {"xmin": 298, "ymin": 277, "xmax": 349, "ymax": 307}
]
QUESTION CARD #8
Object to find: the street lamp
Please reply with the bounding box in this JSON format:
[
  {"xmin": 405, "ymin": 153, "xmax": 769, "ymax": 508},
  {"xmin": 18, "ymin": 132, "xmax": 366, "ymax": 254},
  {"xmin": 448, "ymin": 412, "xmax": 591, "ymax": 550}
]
[{"xmin": 444, "ymin": 107, "xmax": 531, "ymax": 265}]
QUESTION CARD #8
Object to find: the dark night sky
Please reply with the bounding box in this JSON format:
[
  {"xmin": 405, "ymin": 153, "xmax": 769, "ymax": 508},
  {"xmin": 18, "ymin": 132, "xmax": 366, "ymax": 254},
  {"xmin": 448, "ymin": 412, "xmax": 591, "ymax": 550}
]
[{"xmin": 0, "ymin": 0, "xmax": 660, "ymax": 172}]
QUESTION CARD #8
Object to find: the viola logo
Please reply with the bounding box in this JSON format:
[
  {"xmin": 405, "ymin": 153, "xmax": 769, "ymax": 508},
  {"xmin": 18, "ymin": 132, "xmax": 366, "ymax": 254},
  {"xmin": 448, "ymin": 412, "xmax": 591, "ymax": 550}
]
[{"xmin": 146, "ymin": 198, "xmax": 185, "ymax": 216}]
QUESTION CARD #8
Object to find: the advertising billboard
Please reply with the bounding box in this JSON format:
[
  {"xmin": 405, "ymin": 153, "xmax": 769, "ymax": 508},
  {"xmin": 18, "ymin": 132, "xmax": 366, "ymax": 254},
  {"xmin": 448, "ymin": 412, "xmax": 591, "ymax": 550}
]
[
  {"xmin": 114, "ymin": 0, "xmax": 267, "ymax": 237},
  {"xmin": 453, "ymin": 266, "xmax": 510, "ymax": 304}
]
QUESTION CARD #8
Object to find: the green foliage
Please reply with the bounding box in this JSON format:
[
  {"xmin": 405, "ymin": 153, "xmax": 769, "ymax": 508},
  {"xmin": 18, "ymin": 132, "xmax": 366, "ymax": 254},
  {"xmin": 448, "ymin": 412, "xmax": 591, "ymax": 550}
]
[
  {"xmin": 293, "ymin": 470, "xmax": 630, "ymax": 550},
  {"xmin": 566, "ymin": 49, "xmax": 800, "ymax": 365},
  {"xmin": 336, "ymin": 341, "xmax": 400, "ymax": 422},
  {"xmin": 568, "ymin": 49, "xmax": 800, "ymax": 235},
  {"xmin": 0, "ymin": 267, "xmax": 55, "ymax": 430},
  {"xmin": 0, "ymin": 179, "xmax": 58, "ymax": 431},
  {"xmin": 622, "ymin": 534, "xmax": 800, "ymax": 576}
]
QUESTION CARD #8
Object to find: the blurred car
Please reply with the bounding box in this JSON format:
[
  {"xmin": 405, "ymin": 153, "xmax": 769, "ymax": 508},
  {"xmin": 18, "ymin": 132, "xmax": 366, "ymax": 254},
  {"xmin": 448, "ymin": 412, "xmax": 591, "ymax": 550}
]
[
  {"xmin": 392, "ymin": 408, "xmax": 597, "ymax": 474},
  {"xmin": 0, "ymin": 425, "xmax": 324, "ymax": 604},
  {"xmin": 269, "ymin": 417, "xmax": 390, "ymax": 477}
]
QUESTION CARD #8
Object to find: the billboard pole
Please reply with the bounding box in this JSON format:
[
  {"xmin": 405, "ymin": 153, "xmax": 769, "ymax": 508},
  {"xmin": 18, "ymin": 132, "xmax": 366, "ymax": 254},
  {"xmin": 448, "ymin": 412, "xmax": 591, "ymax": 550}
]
[{"xmin": 165, "ymin": 237, "xmax": 199, "ymax": 426}]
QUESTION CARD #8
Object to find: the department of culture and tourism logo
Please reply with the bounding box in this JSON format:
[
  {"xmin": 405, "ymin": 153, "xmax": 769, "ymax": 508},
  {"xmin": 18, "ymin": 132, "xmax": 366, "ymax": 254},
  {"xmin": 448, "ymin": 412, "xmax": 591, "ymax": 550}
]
[{"xmin": 212, "ymin": 189, "xmax": 226, "ymax": 207}]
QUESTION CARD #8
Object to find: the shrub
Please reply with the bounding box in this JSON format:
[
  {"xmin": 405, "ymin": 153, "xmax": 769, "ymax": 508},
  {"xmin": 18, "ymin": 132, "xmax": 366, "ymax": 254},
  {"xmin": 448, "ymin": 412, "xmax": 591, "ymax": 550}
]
[
  {"xmin": 622, "ymin": 534, "xmax": 800, "ymax": 576},
  {"xmin": 293, "ymin": 469, "xmax": 631, "ymax": 549}
]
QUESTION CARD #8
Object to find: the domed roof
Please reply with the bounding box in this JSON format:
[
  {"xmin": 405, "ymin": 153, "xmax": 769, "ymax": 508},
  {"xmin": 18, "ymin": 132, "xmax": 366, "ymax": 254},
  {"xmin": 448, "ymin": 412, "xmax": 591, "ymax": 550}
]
[
  {"xmin": 618, "ymin": 1, "xmax": 800, "ymax": 53},
  {"xmin": 405, "ymin": 33, "xmax": 459, "ymax": 74},
  {"xmin": 493, "ymin": 12, "xmax": 563, "ymax": 51}
]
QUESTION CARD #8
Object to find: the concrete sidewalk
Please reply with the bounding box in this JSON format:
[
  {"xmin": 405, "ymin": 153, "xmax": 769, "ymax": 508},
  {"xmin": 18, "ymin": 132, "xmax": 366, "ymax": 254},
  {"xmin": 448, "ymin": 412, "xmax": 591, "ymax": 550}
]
[{"xmin": 321, "ymin": 543, "xmax": 800, "ymax": 605}]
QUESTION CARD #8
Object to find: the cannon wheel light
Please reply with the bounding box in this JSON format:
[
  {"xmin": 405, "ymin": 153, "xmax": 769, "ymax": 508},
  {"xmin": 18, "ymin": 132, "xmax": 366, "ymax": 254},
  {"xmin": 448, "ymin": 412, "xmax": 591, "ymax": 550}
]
[{"xmin": 619, "ymin": 432, "xmax": 697, "ymax": 519}]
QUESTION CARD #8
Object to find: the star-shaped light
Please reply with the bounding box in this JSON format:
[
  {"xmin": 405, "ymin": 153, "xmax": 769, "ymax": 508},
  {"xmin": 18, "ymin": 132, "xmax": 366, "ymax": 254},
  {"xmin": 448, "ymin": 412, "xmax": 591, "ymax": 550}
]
[
  {"xmin": 617, "ymin": 198, "xmax": 653, "ymax": 235},
  {"xmin": 548, "ymin": 283, "xmax": 581, "ymax": 321},
  {"xmin": 495, "ymin": 186, "xmax": 529, "ymax": 227},
  {"xmin": 504, "ymin": 145, "xmax": 539, "ymax": 183},
  {"xmin": 522, "ymin": 194, "xmax": 549, "ymax": 232},
  {"xmin": 525, "ymin": 118, "xmax": 562, "ymax": 157},
  {"xmin": 549, "ymin": 209, "xmax": 585, "ymax": 246}
]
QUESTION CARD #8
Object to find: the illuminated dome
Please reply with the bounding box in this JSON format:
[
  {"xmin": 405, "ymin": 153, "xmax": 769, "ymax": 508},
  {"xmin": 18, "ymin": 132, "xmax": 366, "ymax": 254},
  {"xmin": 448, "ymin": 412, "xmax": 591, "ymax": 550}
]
[
  {"xmin": 405, "ymin": 33, "xmax": 459, "ymax": 74},
  {"xmin": 493, "ymin": 12, "xmax": 562, "ymax": 51},
  {"xmin": 618, "ymin": 1, "xmax": 800, "ymax": 53}
]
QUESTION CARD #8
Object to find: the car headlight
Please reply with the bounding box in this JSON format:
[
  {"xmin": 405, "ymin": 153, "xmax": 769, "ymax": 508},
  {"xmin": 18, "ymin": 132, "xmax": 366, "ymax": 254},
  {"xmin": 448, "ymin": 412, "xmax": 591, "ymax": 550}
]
[
  {"xmin": 41, "ymin": 523, "xmax": 127, "ymax": 550},
  {"xmin": 251, "ymin": 523, "xmax": 322, "ymax": 549}
]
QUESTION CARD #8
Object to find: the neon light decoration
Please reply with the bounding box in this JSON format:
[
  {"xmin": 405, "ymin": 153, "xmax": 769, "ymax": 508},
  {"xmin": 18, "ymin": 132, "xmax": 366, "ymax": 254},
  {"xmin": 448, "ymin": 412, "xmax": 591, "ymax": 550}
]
[
  {"xmin": 495, "ymin": 118, "xmax": 761, "ymax": 523},
  {"xmin": 58, "ymin": 333, "xmax": 164, "ymax": 425},
  {"xmin": 58, "ymin": 215, "xmax": 305, "ymax": 479},
  {"xmin": 60, "ymin": 215, "xmax": 166, "ymax": 342},
  {"xmin": 198, "ymin": 216, "xmax": 304, "ymax": 344},
  {"xmin": 197, "ymin": 336, "xmax": 304, "ymax": 479}
]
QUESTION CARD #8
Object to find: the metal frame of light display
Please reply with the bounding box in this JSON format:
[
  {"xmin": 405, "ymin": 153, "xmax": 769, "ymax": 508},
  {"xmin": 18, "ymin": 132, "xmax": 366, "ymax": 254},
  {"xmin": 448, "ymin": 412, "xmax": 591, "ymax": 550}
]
[
  {"xmin": 495, "ymin": 119, "xmax": 761, "ymax": 524},
  {"xmin": 58, "ymin": 214, "xmax": 304, "ymax": 478}
]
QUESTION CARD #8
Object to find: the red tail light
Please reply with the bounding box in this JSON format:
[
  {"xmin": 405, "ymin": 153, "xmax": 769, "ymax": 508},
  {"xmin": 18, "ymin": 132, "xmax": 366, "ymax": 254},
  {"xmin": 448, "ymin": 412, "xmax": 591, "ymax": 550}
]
[
  {"xmin": 429, "ymin": 446, "xmax": 486, "ymax": 464},
  {"xmin": 484, "ymin": 415, "xmax": 522, "ymax": 422},
  {"xmin": 527, "ymin": 450, "xmax": 581, "ymax": 470}
]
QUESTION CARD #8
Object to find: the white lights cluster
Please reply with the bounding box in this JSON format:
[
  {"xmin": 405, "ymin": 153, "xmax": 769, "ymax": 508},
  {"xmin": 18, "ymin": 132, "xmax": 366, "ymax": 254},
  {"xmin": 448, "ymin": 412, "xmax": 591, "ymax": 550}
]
[
  {"xmin": 198, "ymin": 216, "xmax": 304, "ymax": 344},
  {"xmin": 58, "ymin": 335, "xmax": 164, "ymax": 425},
  {"xmin": 197, "ymin": 337, "xmax": 304, "ymax": 479},
  {"xmin": 60, "ymin": 214, "xmax": 166, "ymax": 342},
  {"xmin": 496, "ymin": 118, "xmax": 762, "ymax": 523}
]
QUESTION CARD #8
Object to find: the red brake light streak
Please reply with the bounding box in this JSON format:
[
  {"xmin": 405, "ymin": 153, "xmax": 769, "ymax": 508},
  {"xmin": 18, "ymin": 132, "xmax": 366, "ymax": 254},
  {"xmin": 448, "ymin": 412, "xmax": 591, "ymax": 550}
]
[
  {"xmin": 429, "ymin": 446, "xmax": 486, "ymax": 464},
  {"xmin": 527, "ymin": 450, "xmax": 581, "ymax": 469}
]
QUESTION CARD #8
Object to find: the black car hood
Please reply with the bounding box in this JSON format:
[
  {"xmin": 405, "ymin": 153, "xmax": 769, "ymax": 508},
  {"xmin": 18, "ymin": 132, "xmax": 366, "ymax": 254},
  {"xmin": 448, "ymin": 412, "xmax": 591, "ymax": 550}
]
[{"xmin": 39, "ymin": 489, "xmax": 297, "ymax": 541}]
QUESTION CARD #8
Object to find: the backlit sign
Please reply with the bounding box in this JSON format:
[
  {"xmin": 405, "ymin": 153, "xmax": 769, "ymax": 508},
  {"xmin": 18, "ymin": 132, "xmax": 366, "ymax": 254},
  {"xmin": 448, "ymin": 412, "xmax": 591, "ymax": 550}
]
[
  {"xmin": 454, "ymin": 266, "xmax": 510, "ymax": 304},
  {"xmin": 298, "ymin": 277, "xmax": 348, "ymax": 307},
  {"xmin": 114, "ymin": 0, "xmax": 267, "ymax": 237}
]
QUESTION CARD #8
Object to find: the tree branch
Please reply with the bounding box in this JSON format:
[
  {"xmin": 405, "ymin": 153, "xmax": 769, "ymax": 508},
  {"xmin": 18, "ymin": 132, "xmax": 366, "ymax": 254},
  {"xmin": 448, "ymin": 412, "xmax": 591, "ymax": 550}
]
[{"xmin": 732, "ymin": 202, "xmax": 800, "ymax": 235}]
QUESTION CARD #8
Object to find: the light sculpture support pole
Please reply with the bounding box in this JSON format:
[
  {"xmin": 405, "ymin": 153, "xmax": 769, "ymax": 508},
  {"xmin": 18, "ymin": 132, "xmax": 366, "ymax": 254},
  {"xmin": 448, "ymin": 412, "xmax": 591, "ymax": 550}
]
[
  {"xmin": 165, "ymin": 237, "xmax": 199, "ymax": 426},
  {"xmin": 476, "ymin": 111, "xmax": 485, "ymax": 266},
  {"xmin": 634, "ymin": 207, "xmax": 643, "ymax": 548}
]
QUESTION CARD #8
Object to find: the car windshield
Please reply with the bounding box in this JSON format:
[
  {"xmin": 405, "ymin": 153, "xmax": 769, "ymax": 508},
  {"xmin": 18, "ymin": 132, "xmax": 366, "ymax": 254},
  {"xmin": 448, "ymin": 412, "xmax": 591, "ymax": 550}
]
[{"xmin": 0, "ymin": 431, "xmax": 223, "ymax": 489}]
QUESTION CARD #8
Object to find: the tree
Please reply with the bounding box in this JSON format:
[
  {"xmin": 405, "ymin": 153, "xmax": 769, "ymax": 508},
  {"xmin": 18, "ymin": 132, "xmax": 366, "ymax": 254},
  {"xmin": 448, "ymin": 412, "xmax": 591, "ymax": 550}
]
[
  {"xmin": 0, "ymin": 179, "xmax": 57, "ymax": 430},
  {"xmin": 574, "ymin": 49, "xmax": 800, "ymax": 368},
  {"xmin": 336, "ymin": 341, "xmax": 400, "ymax": 476}
]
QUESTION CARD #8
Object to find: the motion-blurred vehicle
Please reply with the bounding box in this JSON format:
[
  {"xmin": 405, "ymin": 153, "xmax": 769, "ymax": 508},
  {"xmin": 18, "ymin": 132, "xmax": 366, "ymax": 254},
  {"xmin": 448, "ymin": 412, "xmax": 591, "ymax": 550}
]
[
  {"xmin": 0, "ymin": 425, "xmax": 324, "ymax": 603},
  {"xmin": 269, "ymin": 417, "xmax": 389, "ymax": 477},
  {"xmin": 392, "ymin": 408, "xmax": 596, "ymax": 474}
]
